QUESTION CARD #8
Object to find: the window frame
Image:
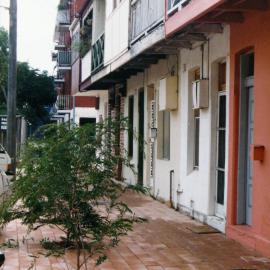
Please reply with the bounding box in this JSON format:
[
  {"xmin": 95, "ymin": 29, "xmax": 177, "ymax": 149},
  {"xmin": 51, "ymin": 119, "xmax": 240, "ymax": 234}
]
[
  {"xmin": 193, "ymin": 109, "xmax": 200, "ymax": 169},
  {"xmin": 193, "ymin": 68, "xmax": 201, "ymax": 169}
]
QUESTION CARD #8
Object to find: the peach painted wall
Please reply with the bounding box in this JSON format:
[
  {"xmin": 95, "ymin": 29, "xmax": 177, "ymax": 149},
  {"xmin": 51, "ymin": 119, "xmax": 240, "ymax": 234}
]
[
  {"xmin": 227, "ymin": 10, "xmax": 270, "ymax": 256},
  {"xmin": 165, "ymin": 0, "xmax": 225, "ymax": 37}
]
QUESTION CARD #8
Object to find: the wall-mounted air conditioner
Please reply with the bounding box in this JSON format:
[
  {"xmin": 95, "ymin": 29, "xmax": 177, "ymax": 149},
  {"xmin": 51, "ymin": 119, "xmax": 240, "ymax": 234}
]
[
  {"xmin": 159, "ymin": 76, "xmax": 178, "ymax": 111},
  {"xmin": 192, "ymin": 79, "xmax": 209, "ymax": 109}
]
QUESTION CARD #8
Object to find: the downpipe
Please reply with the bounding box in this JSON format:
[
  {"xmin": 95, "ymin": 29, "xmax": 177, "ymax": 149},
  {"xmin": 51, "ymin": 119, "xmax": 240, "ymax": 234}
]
[{"xmin": 170, "ymin": 170, "xmax": 174, "ymax": 208}]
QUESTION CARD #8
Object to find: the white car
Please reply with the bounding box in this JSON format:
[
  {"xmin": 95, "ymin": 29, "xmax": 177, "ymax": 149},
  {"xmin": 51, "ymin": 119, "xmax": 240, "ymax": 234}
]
[
  {"xmin": 0, "ymin": 169, "xmax": 10, "ymax": 205},
  {"xmin": 0, "ymin": 144, "xmax": 11, "ymax": 173}
]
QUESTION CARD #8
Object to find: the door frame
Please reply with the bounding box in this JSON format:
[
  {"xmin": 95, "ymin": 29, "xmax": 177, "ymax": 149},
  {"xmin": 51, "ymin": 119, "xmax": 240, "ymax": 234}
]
[
  {"xmin": 215, "ymin": 91, "xmax": 227, "ymax": 218},
  {"xmin": 137, "ymin": 88, "xmax": 145, "ymax": 185},
  {"xmin": 237, "ymin": 52, "xmax": 254, "ymax": 225}
]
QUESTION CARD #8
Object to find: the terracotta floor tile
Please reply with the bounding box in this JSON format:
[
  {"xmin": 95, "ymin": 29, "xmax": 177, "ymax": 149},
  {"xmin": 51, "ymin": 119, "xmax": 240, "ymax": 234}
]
[{"xmin": 0, "ymin": 192, "xmax": 270, "ymax": 269}]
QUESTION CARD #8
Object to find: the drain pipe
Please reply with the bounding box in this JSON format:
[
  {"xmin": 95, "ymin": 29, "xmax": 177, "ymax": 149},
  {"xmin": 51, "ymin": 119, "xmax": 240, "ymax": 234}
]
[{"xmin": 170, "ymin": 170, "xmax": 174, "ymax": 208}]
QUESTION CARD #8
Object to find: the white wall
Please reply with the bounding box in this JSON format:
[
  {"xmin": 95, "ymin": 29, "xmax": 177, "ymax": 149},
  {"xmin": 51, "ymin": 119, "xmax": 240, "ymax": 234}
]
[
  {"xmin": 93, "ymin": 0, "xmax": 105, "ymax": 44},
  {"xmin": 94, "ymin": 90, "xmax": 109, "ymax": 122},
  {"xmin": 122, "ymin": 27, "xmax": 230, "ymax": 231},
  {"xmin": 104, "ymin": 0, "xmax": 129, "ymax": 65},
  {"xmin": 123, "ymin": 56, "xmax": 180, "ymax": 204},
  {"xmin": 71, "ymin": 107, "xmax": 97, "ymax": 125},
  {"xmin": 178, "ymin": 26, "xmax": 230, "ymax": 225},
  {"xmin": 73, "ymin": 91, "xmax": 109, "ymax": 124},
  {"xmin": 81, "ymin": 50, "xmax": 92, "ymax": 82}
]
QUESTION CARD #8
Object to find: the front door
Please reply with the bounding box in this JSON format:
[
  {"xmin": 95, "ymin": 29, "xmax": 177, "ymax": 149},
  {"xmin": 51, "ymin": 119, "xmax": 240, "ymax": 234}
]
[
  {"xmin": 237, "ymin": 52, "xmax": 254, "ymax": 225},
  {"xmin": 215, "ymin": 92, "xmax": 227, "ymax": 218},
  {"xmin": 138, "ymin": 89, "xmax": 144, "ymax": 185},
  {"xmin": 245, "ymin": 77, "xmax": 254, "ymax": 225}
]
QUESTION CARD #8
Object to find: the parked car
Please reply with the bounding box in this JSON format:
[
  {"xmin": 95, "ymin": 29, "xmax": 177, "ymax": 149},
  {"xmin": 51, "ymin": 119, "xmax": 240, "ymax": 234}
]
[
  {"xmin": 0, "ymin": 169, "xmax": 10, "ymax": 205},
  {"xmin": 0, "ymin": 144, "xmax": 11, "ymax": 173}
]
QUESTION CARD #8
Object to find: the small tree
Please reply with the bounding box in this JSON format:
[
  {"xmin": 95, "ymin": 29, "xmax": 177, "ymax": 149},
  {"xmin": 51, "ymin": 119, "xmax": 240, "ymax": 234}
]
[{"xmin": 0, "ymin": 118, "xmax": 146, "ymax": 269}]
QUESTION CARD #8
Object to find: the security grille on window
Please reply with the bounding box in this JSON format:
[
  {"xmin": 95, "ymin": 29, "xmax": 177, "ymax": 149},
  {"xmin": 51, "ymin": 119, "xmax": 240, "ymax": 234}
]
[{"xmin": 157, "ymin": 110, "xmax": 170, "ymax": 160}]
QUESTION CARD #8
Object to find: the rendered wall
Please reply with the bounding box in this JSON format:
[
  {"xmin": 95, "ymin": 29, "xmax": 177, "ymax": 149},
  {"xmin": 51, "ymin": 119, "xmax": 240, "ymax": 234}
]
[
  {"xmin": 122, "ymin": 28, "xmax": 230, "ymax": 216},
  {"xmin": 104, "ymin": 0, "xmax": 129, "ymax": 65},
  {"xmin": 92, "ymin": 0, "xmax": 105, "ymax": 44},
  {"xmin": 72, "ymin": 107, "xmax": 97, "ymax": 125},
  {"xmin": 71, "ymin": 59, "xmax": 80, "ymax": 95},
  {"xmin": 178, "ymin": 27, "xmax": 230, "ymax": 226},
  {"xmin": 123, "ymin": 56, "xmax": 180, "ymax": 204},
  {"xmin": 227, "ymin": 10, "xmax": 270, "ymax": 257}
]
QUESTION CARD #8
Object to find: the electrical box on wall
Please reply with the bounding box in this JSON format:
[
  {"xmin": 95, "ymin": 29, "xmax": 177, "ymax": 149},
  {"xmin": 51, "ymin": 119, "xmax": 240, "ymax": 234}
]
[
  {"xmin": 192, "ymin": 79, "xmax": 209, "ymax": 109},
  {"xmin": 159, "ymin": 76, "xmax": 178, "ymax": 111}
]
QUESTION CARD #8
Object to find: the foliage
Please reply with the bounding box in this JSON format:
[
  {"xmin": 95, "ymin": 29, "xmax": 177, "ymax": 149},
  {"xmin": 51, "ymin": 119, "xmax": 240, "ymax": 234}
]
[
  {"xmin": 79, "ymin": 25, "xmax": 92, "ymax": 57},
  {"xmin": 0, "ymin": 28, "xmax": 57, "ymax": 127},
  {"xmin": 17, "ymin": 62, "xmax": 57, "ymax": 127},
  {"xmin": 0, "ymin": 27, "xmax": 8, "ymax": 95},
  {"xmin": 75, "ymin": 13, "xmax": 93, "ymax": 58},
  {"xmin": 0, "ymin": 119, "xmax": 147, "ymax": 269}
]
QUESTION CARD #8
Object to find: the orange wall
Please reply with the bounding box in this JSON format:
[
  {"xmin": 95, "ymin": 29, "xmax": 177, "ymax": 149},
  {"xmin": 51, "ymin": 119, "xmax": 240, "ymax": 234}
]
[
  {"xmin": 75, "ymin": 96, "xmax": 97, "ymax": 108},
  {"xmin": 165, "ymin": 0, "xmax": 225, "ymax": 37},
  {"xmin": 227, "ymin": 10, "xmax": 270, "ymax": 256}
]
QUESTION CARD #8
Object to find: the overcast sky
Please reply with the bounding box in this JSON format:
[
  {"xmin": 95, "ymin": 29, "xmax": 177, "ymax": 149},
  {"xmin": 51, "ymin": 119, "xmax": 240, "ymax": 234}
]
[{"xmin": 0, "ymin": 0, "xmax": 59, "ymax": 74}]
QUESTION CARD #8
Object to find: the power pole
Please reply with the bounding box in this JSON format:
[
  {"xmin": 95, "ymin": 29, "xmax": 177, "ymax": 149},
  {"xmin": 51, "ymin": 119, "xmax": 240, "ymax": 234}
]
[{"xmin": 7, "ymin": 0, "xmax": 17, "ymax": 174}]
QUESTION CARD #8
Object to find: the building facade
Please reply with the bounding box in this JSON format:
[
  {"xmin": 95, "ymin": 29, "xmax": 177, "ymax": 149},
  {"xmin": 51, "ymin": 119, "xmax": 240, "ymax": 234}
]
[
  {"xmin": 226, "ymin": 6, "xmax": 270, "ymax": 257},
  {"xmin": 52, "ymin": 0, "xmax": 107, "ymax": 126},
  {"xmin": 54, "ymin": 0, "xmax": 270, "ymax": 257}
]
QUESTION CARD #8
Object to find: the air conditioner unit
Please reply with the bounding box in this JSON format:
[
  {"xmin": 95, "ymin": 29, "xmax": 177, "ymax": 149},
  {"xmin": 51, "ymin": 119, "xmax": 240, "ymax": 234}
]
[
  {"xmin": 192, "ymin": 79, "xmax": 209, "ymax": 109},
  {"xmin": 159, "ymin": 76, "xmax": 178, "ymax": 111}
]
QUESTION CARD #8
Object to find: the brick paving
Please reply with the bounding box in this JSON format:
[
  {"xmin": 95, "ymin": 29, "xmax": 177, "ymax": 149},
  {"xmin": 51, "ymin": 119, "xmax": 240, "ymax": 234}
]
[{"xmin": 1, "ymin": 192, "xmax": 270, "ymax": 270}]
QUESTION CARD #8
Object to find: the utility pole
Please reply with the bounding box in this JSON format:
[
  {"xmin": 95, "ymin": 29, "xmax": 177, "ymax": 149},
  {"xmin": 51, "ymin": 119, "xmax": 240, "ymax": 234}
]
[{"xmin": 7, "ymin": 0, "xmax": 17, "ymax": 174}]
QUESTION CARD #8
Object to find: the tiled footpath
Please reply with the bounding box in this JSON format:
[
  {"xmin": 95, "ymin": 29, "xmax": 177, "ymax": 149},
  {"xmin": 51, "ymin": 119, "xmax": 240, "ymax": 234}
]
[{"xmin": 1, "ymin": 192, "xmax": 270, "ymax": 270}]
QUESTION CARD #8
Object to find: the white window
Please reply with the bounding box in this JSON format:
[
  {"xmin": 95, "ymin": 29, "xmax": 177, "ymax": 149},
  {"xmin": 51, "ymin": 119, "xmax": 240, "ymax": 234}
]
[{"xmin": 194, "ymin": 109, "xmax": 200, "ymax": 168}]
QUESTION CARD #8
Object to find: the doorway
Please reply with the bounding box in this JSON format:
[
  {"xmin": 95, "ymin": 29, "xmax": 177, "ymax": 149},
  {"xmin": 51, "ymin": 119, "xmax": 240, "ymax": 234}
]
[
  {"xmin": 138, "ymin": 89, "xmax": 145, "ymax": 185},
  {"xmin": 215, "ymin": 62, "xmax": 227, "ymax": 218},
  {"xmin": 237, "ymin": 52, "xmax": 254, "ymax": 226},
  {"xmin": 79, "ymin": 117, "xmax": 96, "ymax": 126},
  {"xmin": 215, "ymin": 92, "xmax": 227, "ymax": 217}
]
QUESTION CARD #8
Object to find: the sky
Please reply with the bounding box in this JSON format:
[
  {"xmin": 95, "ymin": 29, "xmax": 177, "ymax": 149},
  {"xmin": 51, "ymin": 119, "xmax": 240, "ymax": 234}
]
[{"xmin": 0, "ymin": 0, "xmax": 59, "ymax": 74}]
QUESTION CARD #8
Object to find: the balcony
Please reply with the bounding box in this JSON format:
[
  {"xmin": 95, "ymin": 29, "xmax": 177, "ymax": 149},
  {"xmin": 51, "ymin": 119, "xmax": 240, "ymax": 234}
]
[
  {"xmin": 167, "ymin": 0, "xmax": 191, "ymax": 16},
  {"xmin": 56, "ymin": 95, "xmax": 73, "ymax": 110},
  {"xmin": 56, "ymin": 9, "xmax": 70, "ymax": 28},
  {"xmin": 55, "ymin": 44, "xmax": 66, "ymax": 50},
  {"xmin": 54, "ymin": 73, "xmax": 65, "ymax": 84},
  {"xmin": 57, "ymin": 51, "xmax": 71, "ymax": 69},
  {"xmin": 104, "ymin": 0, "xmax": 129, "ymax": 65},
  {"xmin": 130, "ymin": 0, "xmax": 164, "ymax": 44},
  {"xmin": 91, "ymin": 34, "xmax": 104, "ymax": 74},
  {"xmin": 81, "ymin": 50, "xmax": 92, "ymax": 82}
]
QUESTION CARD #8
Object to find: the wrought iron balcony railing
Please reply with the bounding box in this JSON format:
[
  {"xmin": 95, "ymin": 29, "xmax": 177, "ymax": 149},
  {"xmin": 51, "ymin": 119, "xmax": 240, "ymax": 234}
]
[
  {"xmin": 130, "ymin": 0, "xmax": 164, "ymax": 43},
  {"xmin": 54, "ymin": 74, "xmax": 65, "ymax": 83},
  {"xmin": 91, "ymin": 33, "xmax": 104, "ymax": 74},
  {"xmin": 56, "ymin": 95, "xmax": 73, "ymax": 110},
  {"xmin": 57, "ymin": 51, "xmax": 71, "ymax": 68},
  {"xmin": 56, "ymin": 9, "xmax": 70, "ymax": 27},
  {"xmin": 167, "ymin": 0, "xmax": 191, "ymax": 15}
]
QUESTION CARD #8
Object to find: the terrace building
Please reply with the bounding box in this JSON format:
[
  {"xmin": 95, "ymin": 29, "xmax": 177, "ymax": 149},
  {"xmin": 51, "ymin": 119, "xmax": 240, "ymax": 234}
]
[{"xmin": 54, "ymin": 0, "xmax": 270, "ymax": 257}]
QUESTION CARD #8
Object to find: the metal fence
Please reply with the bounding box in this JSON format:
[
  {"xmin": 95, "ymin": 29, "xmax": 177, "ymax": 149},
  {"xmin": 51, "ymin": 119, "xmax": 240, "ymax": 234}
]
[{"xmin": 130, "ymin": 0, "xmax": 164, "ymax": 42}]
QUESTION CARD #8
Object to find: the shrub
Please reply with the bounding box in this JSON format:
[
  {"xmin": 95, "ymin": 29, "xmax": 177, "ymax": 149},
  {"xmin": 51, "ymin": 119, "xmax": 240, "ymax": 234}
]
[{"xmin": 0, "ymin": 118, "xmax": 146, "ymax": 269}]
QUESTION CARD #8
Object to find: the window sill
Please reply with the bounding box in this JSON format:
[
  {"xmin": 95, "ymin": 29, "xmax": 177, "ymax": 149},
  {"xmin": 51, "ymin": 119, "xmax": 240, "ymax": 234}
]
[{"xmin": 157, "ymin": 158, "xmax": 170, "ymax": 161}]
